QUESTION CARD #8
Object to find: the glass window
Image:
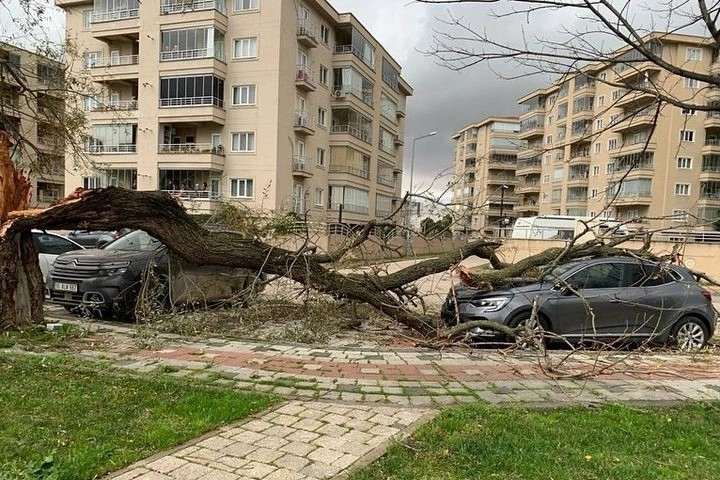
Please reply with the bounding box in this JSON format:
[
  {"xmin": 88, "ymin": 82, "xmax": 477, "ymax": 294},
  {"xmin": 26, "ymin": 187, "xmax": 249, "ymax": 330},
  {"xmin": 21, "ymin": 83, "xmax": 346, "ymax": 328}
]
[
  {"xmin": 314, "ymin": 188, "xmax": 324, "ymax": 206},
  {"xmin": 317, "ymin": 107, "xmax": 327, "ymax": 127},
  {"xmin": 233, "ymin": 37, "xmax": 257, "ymax": 58},
  {"xmin": 230, "ymin": 178, "xmax": 254, "ymax": 198},
  {"xmin": 319, "ymin": 65, "xmax": 328, "ymax": 85},
  {"xmin": 320, "ymin": 24, "xmax": 329, "ymax": 44},
  {"xmin": 82, "ymin": 9, "xmax": 93, "ymax": 28},
  {"xmin": 675, "ymin": 183, "xmax": 690, "ymax": 196},
  {"xmin": 232, "ymin": 84, "xmax": 256, "ymax": 105},
  {"xmin": 687, "ymin": 47, "xmax": 701, "ymax": 61},
  {"xmin": 234, "ymin": 0, "xmax": 258, "ymax": 11},
  {"xmin": 677, "ymin": 157, "xmax": 692, "ymax": 169},
  {"xmin": 680, "ymin": 130, "xmax": 695, "ymax": 142},
  {"xmin": 317, "ymin": 147, "xmax": 326, "ymax": 166},
  {"xmin": 381, "ymin": 58, "xmax": 399, "ymax": 92},
  {"xmin": 32, "ymin": 233, "xmax": 82, "ymax": 255},
  {"xmin": 231, "ymin": 132, "xmax": 255, "ymax": 152},
  {"xmin": 105, "ymin": 230, "xmax": 162, "ymax": 252},
  {"xmin": 566, "ymin": 263, "xmax": 626, "ymax": 289}
]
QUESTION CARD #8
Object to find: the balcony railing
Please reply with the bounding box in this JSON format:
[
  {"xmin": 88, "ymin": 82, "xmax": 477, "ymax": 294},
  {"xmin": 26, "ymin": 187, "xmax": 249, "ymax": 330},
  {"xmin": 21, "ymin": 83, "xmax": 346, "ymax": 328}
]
[
  {"xmin": 161, "ymin": 189, "xmax": 219, "ymax": 200},
  {"xmin": 333, "ymin": 84, "xmax": 373, "ymax": 106},
  {"xmin": 295, "ymin": 110, "xmax": 313, "ymax": 128},
  {"xmin": 293, "ymin": 156, "xmax": 312, "ymax": 174},
  {"xmin": 297, "ymin": 18, "xmax": 316, "ymax": 39},
  {"xmin": 702, "ymin": 164, "xmax": 720, "ymax": 172},
  {"xmin": 296, "ymin": 65, "xmax": 315, "ymax": 85},
  {"xmin": 328, "ymin": 164, "xmax": 370, "ymax": 179},
  {"xmin": 92, "ymin": 8, "xmax": 139, "ymax": 23},
  {"xmin": 91, "ymin": 55, "xmax": 139, "ymax": 68},
  {"xmin": 377, "ymin": 175, "xmax": 395, "ymax": 187},
  {"xmin": 378, "ymin": 140, "xmax": 395, "ymax": 155},
  {"xmin": 160, "ymin": 48, "xmax": 225, "ymax": 62},
  {"xmin": 159, "ymin": 96, "xmax": 224, "ymax": 108},
  {"xmin": 158, "ymin": 143, "xmax": 224, "ymax": 154},
  {"xmin": 330, "ymin": 124, "xmax": 371, "ymax": 143},
  {"xmin": 92, "ymin": 100, "xmax": 138, "ymax": 112},
  {"xmin": 329, "ymin": 203, "xmax": 369, "ymax": 214},
  {"xmin": 160, "ymin": 0, "xmax": 226, "ymax": 14},
  {"xmin": 334, "ymin": 44, "xmax": 374, "ymax": 69},
  {"xmin": 85, "ymin": 144, "xmax": 137, "ymax": 154},
  {"xmin": 706, "ymin": 138, "xmax": 720, "ymax": 146}
]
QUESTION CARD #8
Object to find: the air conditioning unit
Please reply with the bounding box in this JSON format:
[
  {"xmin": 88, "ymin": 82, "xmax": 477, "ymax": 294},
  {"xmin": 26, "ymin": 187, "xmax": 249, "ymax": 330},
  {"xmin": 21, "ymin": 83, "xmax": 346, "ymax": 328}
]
[{"xmin": 333, "ymin": 90, "xmax": 345, "ymax": 98}]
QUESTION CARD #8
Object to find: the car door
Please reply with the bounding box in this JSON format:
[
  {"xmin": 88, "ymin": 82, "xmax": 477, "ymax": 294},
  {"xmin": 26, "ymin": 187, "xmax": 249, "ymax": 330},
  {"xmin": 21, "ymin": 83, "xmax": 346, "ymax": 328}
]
[
  {"xmin": 625, "ymin": 262, "xmax": 685, "ymax": 338},
  {"xmin": 33, "ymin": 233, "xmax": 84, "ymax": 283},
  {"xmin": 546, "ymin": 261, "xmax": 631, "ymax": 340}
]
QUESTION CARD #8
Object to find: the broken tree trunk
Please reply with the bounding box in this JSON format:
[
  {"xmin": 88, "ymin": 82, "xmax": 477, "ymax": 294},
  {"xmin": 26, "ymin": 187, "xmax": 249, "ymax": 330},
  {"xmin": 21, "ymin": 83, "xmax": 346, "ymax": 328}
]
[{"xmin": 0, "ymin": 131, "xmax": 44, "ymax": 329}]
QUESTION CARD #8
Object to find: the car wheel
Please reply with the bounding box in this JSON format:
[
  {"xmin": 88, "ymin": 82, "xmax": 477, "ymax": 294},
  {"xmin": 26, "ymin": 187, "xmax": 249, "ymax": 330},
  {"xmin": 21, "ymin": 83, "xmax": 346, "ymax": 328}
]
[
  {"xmin": 670, "ymin": 316, "xmax": 709, "ymax": 351},
  {"xmin": 63, "ymin": 305, "xmax": 76, "ymax": 313},
  {"xmin": 508, "ymin": 313, "xmax": 548, "ymax": 347}
]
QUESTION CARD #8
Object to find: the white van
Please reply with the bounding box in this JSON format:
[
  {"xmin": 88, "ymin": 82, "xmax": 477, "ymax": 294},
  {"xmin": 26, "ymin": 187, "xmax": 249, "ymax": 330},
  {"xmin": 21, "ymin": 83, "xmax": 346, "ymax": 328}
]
[{"xmin": 511, "ymin": 215, "xmax": 627, "ymax": 240}]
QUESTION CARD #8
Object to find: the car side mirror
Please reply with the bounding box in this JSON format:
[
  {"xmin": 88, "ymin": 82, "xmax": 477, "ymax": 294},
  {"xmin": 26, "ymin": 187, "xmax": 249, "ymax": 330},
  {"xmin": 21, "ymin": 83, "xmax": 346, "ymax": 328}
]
[{"xmin": 557, "ymin": 282, "xmax": 580, "ymax": 296}]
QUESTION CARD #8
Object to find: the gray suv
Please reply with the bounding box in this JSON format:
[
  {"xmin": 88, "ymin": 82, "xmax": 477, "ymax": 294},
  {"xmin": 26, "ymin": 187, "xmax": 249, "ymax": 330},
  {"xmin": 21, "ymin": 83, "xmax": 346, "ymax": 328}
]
[{"xmin": 441, "ymin": 256, "xmax": 716, "ymax": 350}]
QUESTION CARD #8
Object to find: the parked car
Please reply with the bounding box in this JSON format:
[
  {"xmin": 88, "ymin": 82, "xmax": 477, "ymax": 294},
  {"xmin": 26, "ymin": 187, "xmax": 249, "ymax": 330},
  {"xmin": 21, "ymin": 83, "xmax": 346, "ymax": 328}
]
[
  {"xmin": 441, "ymin": 256, "xmax": 716, "ymax": 350},
  {"xmin": 31, "ymin": 230, "xmax": 84, "ymax": 284},
  {"xmin": 66, "ymin": 229, "xmax": 132, "ymax": 248},
  {"xmin": 47, "ymin": 230, "xmax": 261, "ymax": 316}
]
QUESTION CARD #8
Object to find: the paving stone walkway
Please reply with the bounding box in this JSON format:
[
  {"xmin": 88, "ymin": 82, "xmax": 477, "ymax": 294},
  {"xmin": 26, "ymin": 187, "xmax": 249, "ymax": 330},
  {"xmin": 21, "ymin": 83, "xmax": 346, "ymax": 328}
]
[{"xmin": 38, "ymin": 313, "xmax": 720, "ymax": 479}]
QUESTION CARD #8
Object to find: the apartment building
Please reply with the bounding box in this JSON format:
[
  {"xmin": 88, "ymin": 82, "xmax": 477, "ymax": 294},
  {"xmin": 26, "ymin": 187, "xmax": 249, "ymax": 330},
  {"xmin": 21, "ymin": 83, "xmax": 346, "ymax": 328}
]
[
  {"xmin": 515, "ymin": 33, "xmax": 720, "ymax": 232},
  {"xmin": 451, "ymin": 117, "xmax": 521, "ymax": 236},
  {"xmin": 0, "ymin": 42, "xmax": 66, "ymax": 206},
  {"xmin": 56, "ymin": 0, "xmax": 411, "ymax": 224}
]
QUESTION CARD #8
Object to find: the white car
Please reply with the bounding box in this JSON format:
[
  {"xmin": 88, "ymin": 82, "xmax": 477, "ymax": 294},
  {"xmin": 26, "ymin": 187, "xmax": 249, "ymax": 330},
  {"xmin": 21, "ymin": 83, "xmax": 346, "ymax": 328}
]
[{"xmin": 31, "ymin": 230, "xmax": 84, "ymax": 283}]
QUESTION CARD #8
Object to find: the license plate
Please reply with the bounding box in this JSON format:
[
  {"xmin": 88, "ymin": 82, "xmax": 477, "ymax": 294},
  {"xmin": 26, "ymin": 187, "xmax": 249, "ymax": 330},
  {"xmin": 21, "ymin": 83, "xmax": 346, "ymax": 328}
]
[{"xmin": 54, "ymin": 282, "xmax": 78, "ymax": 292}]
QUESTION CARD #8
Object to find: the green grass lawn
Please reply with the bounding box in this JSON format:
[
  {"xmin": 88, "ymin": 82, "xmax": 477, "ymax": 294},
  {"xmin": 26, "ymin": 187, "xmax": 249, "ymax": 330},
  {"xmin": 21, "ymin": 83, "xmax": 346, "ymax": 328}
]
[
  {"xmin": 352, "ymin": 403, "xmax": 720, "ymax": 480},
  {"xmin": 0, "ymin": 352, "xmax": 275, "ymax": 480}
]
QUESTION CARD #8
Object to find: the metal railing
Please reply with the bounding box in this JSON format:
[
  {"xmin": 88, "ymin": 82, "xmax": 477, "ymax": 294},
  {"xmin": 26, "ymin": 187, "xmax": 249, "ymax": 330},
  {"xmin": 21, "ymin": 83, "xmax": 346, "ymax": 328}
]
[
  {"xmin": 161, "ymin": 189, "xmax": 219, "ymax": 199},
  {"xmin": 333, "ymin": 84, "xmax": 373, "ymax": 105},
  {"xmin": 328, "ymin": 203, "xmax": 369, "ymax": 214},
  {"xmin": 92, "ymin": 100, "xmax": 138, "ymax": 111},
  {"xmin": 296, "ymin": 65, "xmax": 315, "ymax": 85},
  {"xmin": 328, "ymin": 164, "xmax": 370, "ymax": 179},
  {"xmin": 160, "ymin": 0, "xmax": 226, "ymax": 14},
  {"xmin": 91, "ymin": 55, "xmax": 139, "ymax": 68},
  {"xmin": 159, "ymin": 96, "xmax": 224, "ymax": 108},
  {"xmin": 293, "ymin": 156, "xmax": 312, "ymax": 174},
  {"xmin": 85, "ymin": 144, "xmax": 137, "ymax": 154},
  {"xmin": 92, "ymin": 8, "xmax": 139, "ymax": 23},
  {"xmin": 330, "ymin": 124, "xmax": 371, "ymax": 143},
  {"xmin": 158, "ymin": 143, "xmax": 224, "ymax": 154},
  {"xmin": 297, "ymin": 18, "xmax": 316, "ymax": 39},
  {"xmin": 294, "ymin": 110, "xmax": 314, "ymax": 128},
  {"xmin": 377, "ymin": 175, "xmax": 395, "ymax": 187},
  {"xmin": 160, "ymin": 48, "xmax": 225, "ymax": 62}
]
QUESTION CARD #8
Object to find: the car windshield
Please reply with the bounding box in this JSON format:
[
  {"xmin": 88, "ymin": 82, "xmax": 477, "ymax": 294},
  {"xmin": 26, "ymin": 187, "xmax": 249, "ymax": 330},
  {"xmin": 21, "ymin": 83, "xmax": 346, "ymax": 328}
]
[
  {"xmin": 104, "ymin": 230, "xmax": 162, "ymax": 252},
  {"xmin": 549, "ymin": 262, "xmax": 579, "ymax": 278}
]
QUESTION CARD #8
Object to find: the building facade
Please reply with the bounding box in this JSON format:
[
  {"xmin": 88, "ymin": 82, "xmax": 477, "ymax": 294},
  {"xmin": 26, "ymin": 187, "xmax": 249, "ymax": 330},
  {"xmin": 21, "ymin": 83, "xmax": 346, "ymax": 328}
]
[
  {"xmin": 451, "ymin": 117, "xmax": 521, "ymax": 236},
  {"xmin": 456, "ymin": 33, "xmax": 720, "ymax": 235},
  {"xmin": 1, "ymin": 42, "xmax": 66, "ymax": 207},
  {"xmin": 56, "ymin": 0, "xmax": 411, "ymax": 224}
]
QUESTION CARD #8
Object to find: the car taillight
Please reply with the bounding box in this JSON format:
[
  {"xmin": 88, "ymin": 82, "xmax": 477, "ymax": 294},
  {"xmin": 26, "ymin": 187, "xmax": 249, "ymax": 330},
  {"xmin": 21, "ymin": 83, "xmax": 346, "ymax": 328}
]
[{"xmin": 702, "ymin": 289, "xmax": 712, "ymax": 302}]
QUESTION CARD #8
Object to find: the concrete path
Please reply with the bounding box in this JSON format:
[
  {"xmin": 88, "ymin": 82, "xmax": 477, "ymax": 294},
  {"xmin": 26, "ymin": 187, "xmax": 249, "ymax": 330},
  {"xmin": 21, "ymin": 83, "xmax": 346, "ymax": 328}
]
[{"xmin": 37, "ymin": 313, "xmax": 720, "ymax": 479}]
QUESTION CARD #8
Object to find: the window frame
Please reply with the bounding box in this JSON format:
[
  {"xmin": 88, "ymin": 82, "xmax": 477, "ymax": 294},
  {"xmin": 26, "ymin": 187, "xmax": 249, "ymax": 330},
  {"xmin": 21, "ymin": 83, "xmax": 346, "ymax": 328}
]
[
  {"xmin": 680, "ymin": 130, "xmax": 695, "ymax": 142},
  {"xmin": 234, "ymin": 0, "xmax": 260, "ymax": 12},
  {"xmin": 230, "ymin": 131, "xmax": 256, "ymax": 152},
  {"xmin": 233, "ymin": 37, "xmax": 258, "ymax": 59},
  {"xmin": 230, "ymin": 178, "xmax": 254, "ymax": 198},
  {"xmin": 674, "ymin": 183, "xmax": 691, "ymax": 196},
  {"xmin": 677, "ymin": 157, "xmax": 692, "ymax": 169},
  {"xmin": 231, "ymin": 84, "xmax": 257, "ymax": 106}
]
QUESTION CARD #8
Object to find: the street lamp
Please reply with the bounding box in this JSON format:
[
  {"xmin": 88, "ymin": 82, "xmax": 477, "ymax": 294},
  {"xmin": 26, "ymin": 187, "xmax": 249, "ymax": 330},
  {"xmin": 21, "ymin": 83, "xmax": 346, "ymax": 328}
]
[
  {"xmin": 499, "ymin": 184, "xmax": 509, "ymax": 237},
  {"xmin": 405, "ymin": 131, "xmax": 437, "ymax": 256}
]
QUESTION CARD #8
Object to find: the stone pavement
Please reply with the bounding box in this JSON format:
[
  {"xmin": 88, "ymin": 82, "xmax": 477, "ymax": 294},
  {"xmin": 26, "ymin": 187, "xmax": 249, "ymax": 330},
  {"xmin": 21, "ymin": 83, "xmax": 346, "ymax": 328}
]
[{"xmin": 38, "ymin": 313, "xmax": 720, "ymax": 479}]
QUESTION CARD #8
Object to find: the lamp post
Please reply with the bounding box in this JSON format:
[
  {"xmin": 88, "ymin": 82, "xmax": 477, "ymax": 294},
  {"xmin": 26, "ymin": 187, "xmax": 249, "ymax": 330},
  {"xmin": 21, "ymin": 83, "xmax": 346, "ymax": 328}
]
[
  {"xmin": 404, "ymin": 131, "xmax": 437, "ymax": 256},
  {"xmin": 499, "ymin": 184, "xmax": 509, "ymax": 237}
]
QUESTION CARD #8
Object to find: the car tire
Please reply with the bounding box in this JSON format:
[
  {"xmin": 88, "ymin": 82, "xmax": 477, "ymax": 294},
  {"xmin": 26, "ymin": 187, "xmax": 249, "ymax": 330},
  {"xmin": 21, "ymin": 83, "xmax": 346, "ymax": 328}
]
[
  {"xmin": 669, "ymin": 316, "xmax": 709, "ymax": 351},
  {"xmin": 63, "ymin": 305, "xmax": 76, "ymax": 313},
  {"xmin": 508, "ymin": 313, "xmax": 549, "ymax": 347}
]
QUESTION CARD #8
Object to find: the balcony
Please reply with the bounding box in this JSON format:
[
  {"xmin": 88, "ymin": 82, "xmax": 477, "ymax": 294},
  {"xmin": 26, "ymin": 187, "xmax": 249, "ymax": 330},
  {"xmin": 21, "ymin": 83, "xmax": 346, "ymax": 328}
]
[
  {"xmin": 568, "ymin": 150, "xmax": 591, "ymax": 166},
  {"xmin": 330, "ymin": 124, "xmax": 371, "ymax": 144},
  {"xmin": 518, "ymin": 116, "xmax": 544, "ymax": 140},
  {"xmin": 160, "ymin": 0, "xmax": 226, "ymax": 15},
  {"xmin": 84, "ymin": 144, "xmax": 137, "ymax": 155},
  {"xmin": 295, "ymin": 65, "xmax": 316, "ymax": 91},
  {"xmin": 297, "ymin": 18, "xmax": 318, "ymax": 48},
  {"xmin": 614, "ymin": 62, "xmax": 661, "ymax": 82},
  {"xmin": 487, "ymin": 175, "xmax": 518, "ymax": 186},
  {"xmin": 699, "ymin": 191, "xmax": 720, "ymax": 206},
  {"xmin": 377, "ymin": 175, "xmax": 395, "ymax": 188},
  {"xmin": 609, "ymin": 193, "xmax": 653, "ymax": 206},
  {"xmin": 514, "ymin": 202, "xmax": 540, "ymax": 214},
  {"xmin": 572, "ymin": 106, "xmax": 594, "ymax": 121},
  {"xmin": 700, "ymin": 164, "xmax": 720, "ymax": 181},
  {"xmin": 292, "ymin": 156, "xmax": 313, "ymax": 177},
  {"xmin": 567, "ymin": 173, "xmax": 589, "ymax": 187},
  {"xmin": 614, "ymin": 82, "xmax": 658, "ymax": 108},
  {"xmin": 160, "ymin": 47, "xmax": 225, "ymax": 63},
  {"xmin": 158, "ymin": 143, "xmax": 225, "ymax": 170},
  {"xmin": 706, "ymin": 110, "xmax": 720, "ymax": 128},
  {"xmin": 294, "ymin": 111, "xmax": 315, "ymax": 135},
  {"xmin": 703, "ymin": 138, "xmax": 720, "ymax": 155},
  {"xmin": 90, "ymin": 55, "xmax": 139, "ymax": 81},
  {"xmin": 566, "ymin": 195, "xmax": 588, "ymax": 207},
  {"xmin": 618, "ymin": 139, "xmax": 656, "ymax": 156},
  {"xmin": 612, "ymin": 110, "xmax": 656, "ymax": 133},
  {"xmin": 158, "ymin": 97, "xmax": 226, "ymax": 124},
  {"xmin": 516, "ymin": 157, "xmax": 542, "ymax": 175},
  {"xmin": 88, "ymin": 99, "xmax": 139, "ymax": 120},
  {"xmin": 515, "ymin": 180, "xmax": 540, "ymax": 194}
]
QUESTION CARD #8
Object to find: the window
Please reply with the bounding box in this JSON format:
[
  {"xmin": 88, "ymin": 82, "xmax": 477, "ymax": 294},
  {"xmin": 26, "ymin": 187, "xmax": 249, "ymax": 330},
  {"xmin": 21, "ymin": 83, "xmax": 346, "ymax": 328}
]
[
  {"xmin": 543, "ymin": 174, "xmax": 550, "ymax": 184},
  {"xmin": 597, "ymin": 95, "xmax": 604, "ymax": 107},
  {"xmin": 546, "ymin": 115, "xmax": 553, "ymax": 125},
  {"xmin": 82, "ymin": 9, "xmax": 93, "ymax": 29},
  {"xmin": 231, "ymin": 132, "xmax": 255, "ymax": 152},
  {"xmin": 234, "ymin": 0, "xmax": 259, "ymax": 11},
  {"xmin": 232, "ymin": 84, "xmax": 256, "ymax": 105},
  {"xmin": 159, "ymin": 74, "xmax": 225, "ymax": 108},
  {"xmin": 320, "ymin": 24, "xmax": 330, "ymax": 44},
  {"xmin": 606, "ymin": 163, "xmax": 615, "ymax": 174},
  {"xmin": 83, "ymin": 51, "xmax": 103, "ymax": 69},
  {"xmin": 83, "ymin": 94, "xmax": 101, "ymax": 112},
  {"xmin": 317, "ymin": 107, "xmax": 327, "ymax": 127},
  {"xmin": 677, "ymin": 157, "xmax": 692, "ymax": 169},
  {"xmin": 675, "ymin": 183, "xmax": 690, "ymax": 196},
  {"xmin": 672, "ymin": 209, "xmax": 688, "ymax": 222},
  {"xmin": 592, "ymin": 165, "xmax": 600, "ymax": 176},
  {"xmin": 565, "ymin": 263, "xmax": 626, "ymax": 289},
  {"xmin": 680, "ymin": 130, "xmax": 695, "ymax": 142},
  {"xmin": 595, "ymin": 118, "xmax": 603, "ymax": 131},
  {"xmin": 546, "ymin": 135, "xmax": 553, "ymax": 145},
  {"xmin": 682, "ymin": 108, "xmax": 696, "ymax": 115},
  {"xmin": 553, "ymin": 168, "xmax": 563, "ymax": 182},
  {"xmin": 594, "ymin": 142, "xmax": 601, "ymax": 154},
  {"xmin": 316, "ymin": 147, "xmax": 326, "ymax": 166},
  {"xmin": 233, "ymin": 37, "xmax": 258, "ymax": 59},
  {"xmin": 608, "ymin": 138, "xmax": 617, "ymax": 150},
  {"xmin": 230, "ymin": 178, "xmax": 254, "ymax": 198},
  {"xmin": 319, "ymin": 65, "xmax": 328, "ymax": 85},
  {"xmin": 591, "ymin": 188, "xmax": 598, "ymax": 198},
  {"xmin": 33, "ymin": 232, "xmax": 82, "ymax": 256},
  {"xmin": 542, "ymin": 192, "xmax": 549, "ymax": 203},
  {"xmin": 83, "ymin": 176, "xmax": 104, "ymax": 189},
  {"xmin": 687, "ymin": 47, "xmax": 702, "ymax": 61},
  {"xmin": 544, "ymin": 155, "xmax": 550, "ymax": 165},
  {"xmin": 598, "ymin": 72, "xmax": 607, "ymax": 81},
  {"xmin": 685, "ymin": 77, "xmax": 699, "ymax": 89},
  {"xmin": 315, "ymin": 188, "xmax": 324, "ymax": 206}
]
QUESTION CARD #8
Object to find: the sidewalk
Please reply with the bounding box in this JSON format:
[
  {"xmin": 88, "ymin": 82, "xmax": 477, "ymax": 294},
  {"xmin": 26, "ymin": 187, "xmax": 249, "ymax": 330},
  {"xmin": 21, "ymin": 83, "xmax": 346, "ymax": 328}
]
[{"xmin": 41, "ymin": 314, "xmax": 720, "ymax": 479}]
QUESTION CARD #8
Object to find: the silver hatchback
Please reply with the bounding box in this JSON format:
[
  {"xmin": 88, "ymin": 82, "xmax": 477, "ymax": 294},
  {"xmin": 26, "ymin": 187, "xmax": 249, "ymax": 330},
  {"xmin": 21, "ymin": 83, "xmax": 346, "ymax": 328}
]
[{"xmin": 441, "ymin": 257, "xmax": 717, "ymax": 349}]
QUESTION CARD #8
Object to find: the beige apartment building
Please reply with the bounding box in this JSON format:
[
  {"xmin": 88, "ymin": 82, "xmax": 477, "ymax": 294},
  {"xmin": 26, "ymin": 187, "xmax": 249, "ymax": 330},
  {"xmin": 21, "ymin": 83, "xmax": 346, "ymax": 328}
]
[
  {"xmin": 56, "ymin": 0, "xmax": 411, "ymax": 224},
  {"xmin": 457, "ymin": 33, "xmax": 720, "ymax": 235},
  {"xmin": 1, "ymin": 42, "xmax": 66, "ymax": 207},
  {"xmin": 452, "ymin": 117, "xmax": 521, "ymax": 236}
]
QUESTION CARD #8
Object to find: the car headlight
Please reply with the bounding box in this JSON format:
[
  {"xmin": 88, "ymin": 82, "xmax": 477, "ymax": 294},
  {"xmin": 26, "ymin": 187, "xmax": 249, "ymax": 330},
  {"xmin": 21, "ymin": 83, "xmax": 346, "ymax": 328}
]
[
  {"xmin": 469, "ymin": 296, "xmax": 512, "ymax": 312},
  {"xmin": 97, "ymin": 261, "xmax": 130, "ymax": 276}
]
